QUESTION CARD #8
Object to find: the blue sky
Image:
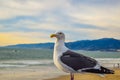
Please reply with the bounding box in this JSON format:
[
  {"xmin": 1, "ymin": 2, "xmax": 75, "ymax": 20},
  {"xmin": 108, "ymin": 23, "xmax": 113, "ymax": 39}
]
[{"xmin": 0, "ymin": 0, "xmax": 120, "ymax": 46}]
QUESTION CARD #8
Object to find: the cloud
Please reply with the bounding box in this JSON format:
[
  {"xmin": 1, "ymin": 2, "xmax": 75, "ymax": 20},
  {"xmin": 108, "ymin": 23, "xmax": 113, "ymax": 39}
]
[
  {"xmin": 65, "ymin": 0, "xmax": 120, "ymax": 28},
  {"xmin": 0, "ymin": 31, "xmax": 51, "ymax": 46},
  {"xmin": 0, "ymin": 0, "xmax": 69, "ymax": 19},
  {"xmin": 0, "ymin": 0, "xmax": 120, "ymax": 45},
  {"xmin": 0, "ymin": 0, "xmax": 44, "ymax": 19},
  {"xmin": 75, "ymin": 28, "xmax": 120, "ymax": 40}
]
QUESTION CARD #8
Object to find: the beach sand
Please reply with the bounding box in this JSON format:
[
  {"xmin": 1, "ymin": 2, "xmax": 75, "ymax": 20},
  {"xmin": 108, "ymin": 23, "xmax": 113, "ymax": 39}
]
[
  {"xmin": 0, "ymin": 66, "xmax": 65, "ymax": 80},
  {"xmin": 0, "ymin": 67, "xmax": 120, "ymax": 80},
  {"xmin": 46, "ymin": 68, "xmax": 120, "ymax": 80}
]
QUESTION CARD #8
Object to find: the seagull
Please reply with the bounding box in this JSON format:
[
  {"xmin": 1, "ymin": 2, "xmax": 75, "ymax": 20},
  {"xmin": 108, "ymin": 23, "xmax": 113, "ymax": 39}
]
[{"xmin": 50, "ymin": 32, "xmax": 114, "ymax": 80}]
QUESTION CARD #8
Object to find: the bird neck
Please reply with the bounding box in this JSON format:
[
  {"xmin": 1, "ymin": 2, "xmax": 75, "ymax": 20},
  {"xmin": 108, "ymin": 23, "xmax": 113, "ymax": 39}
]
[
  {"xmin": 56, "ymin": 39, "xmax": 65, "ymax": 46},
  {"xmin": 54, "ymin": 39, "xmax": 68, "ymax": 54}
]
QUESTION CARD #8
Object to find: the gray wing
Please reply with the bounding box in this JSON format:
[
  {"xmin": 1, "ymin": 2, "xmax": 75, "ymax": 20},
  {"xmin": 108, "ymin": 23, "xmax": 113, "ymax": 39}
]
[{"xmin": 60, "ymin": 50, "xmax": 97, "ymax": 71}]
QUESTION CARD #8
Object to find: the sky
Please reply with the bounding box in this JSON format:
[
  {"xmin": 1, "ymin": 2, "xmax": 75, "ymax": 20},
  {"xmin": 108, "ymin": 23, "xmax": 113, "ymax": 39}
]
[{"xmin": 0, "ymin": 0, "xmax": 120, "ymax": 46}]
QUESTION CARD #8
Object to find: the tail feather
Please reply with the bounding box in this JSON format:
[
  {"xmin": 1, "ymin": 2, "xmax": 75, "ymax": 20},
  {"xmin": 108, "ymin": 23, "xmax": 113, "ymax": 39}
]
[
  {"xmin": 100, "ymin": 66, "xmax": 114, "ymax": 74},
  {"xmin": 82, "ymin": 66, "xmax": 114, "ymax": 74}
]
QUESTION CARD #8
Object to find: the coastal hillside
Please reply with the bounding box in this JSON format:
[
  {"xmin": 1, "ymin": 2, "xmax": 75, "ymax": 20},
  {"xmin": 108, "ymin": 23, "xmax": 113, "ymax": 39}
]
[{"xmin": 6, "ymin": 38, "xmax": 120, "ymax": 51}]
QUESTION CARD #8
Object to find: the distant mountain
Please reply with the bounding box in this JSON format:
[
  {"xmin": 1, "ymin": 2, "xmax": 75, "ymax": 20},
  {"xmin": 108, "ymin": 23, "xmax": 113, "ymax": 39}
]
[
  {"xmin": 7, "ymin": 43, "xmax": 54, "ymax": 49},
  {"xmin": 6, "ymin": 38, "xmax": 120, "ymax": 51},
  {"xmin": 66, "ymin": 38, "xmax": 120, "ymax": 51}
]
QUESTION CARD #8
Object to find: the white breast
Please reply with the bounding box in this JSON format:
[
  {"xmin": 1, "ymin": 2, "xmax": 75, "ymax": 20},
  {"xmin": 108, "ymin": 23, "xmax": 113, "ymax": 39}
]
[{"xmin": 53, "ymin": 42, "xmax": 75, "ymax": 73}]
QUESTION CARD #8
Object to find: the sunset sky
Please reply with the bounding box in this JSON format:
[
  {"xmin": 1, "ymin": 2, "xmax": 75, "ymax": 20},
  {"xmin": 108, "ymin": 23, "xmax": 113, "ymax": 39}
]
[{"xmin": 0, "ymin": 0, "xmax": 120, "ymax": 46}]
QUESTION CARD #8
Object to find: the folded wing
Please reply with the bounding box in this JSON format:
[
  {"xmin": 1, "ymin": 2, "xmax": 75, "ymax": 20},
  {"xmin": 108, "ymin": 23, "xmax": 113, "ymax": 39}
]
[{"xmin": 60, "ymin": 50, "xmax": 98, "ymax": 71}]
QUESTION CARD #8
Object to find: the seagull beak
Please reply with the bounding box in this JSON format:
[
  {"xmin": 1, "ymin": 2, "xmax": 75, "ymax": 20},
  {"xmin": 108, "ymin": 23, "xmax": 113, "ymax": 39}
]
[{"xmin": 50, "ymin": 34, "xmax": 57, "ymax": 38}]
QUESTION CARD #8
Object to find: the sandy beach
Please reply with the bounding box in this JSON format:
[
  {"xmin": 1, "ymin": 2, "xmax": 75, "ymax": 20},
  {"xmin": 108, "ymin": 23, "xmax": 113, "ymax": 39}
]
[
  {"xmin": 0, "ymin": 66, "xmax": 65, "ymax": 80},
  {"xmin": 0, "ymin": 67, "xmax": 119, "ymax": 80},
  {"xmin": 0, "ymin": 59, "xmax": 120, "ymax": 80},
  {"xmin": 46, "ymin": 68, "xmax": 120, "ymax": 80}
]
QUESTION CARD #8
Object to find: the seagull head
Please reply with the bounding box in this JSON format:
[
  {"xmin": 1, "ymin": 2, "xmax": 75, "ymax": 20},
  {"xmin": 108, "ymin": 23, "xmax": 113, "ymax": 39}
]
[{"xmin": 50, "ymin": 32, "xmax": 65, "ymax": 41}]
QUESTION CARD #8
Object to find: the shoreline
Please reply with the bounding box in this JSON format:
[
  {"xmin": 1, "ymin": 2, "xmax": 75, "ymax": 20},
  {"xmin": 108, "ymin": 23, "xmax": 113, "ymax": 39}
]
[{"xmin": 0, "ymin": 66, "xmax": 119, "ymax": 80}]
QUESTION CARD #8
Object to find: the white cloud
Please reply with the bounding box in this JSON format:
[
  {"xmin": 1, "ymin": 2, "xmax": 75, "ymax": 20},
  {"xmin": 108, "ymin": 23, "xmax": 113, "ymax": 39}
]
[
  {"xmin": 0, "ymin": 25, "xmax": 4, "ymax": 28},
  {"xmin": 65, "ymin": 2, "xmax": 120, "ymax": 28},
  {"xmin": 0, "ymin": 0, "xmax": 120, "ymax": 45},
  {"xmin": 75, "ymin": 28, "xmax": 120, "ymax": 40},
  {"xmin": 0, "ymin": 0, "xmax": 69, "ymax": 19}
]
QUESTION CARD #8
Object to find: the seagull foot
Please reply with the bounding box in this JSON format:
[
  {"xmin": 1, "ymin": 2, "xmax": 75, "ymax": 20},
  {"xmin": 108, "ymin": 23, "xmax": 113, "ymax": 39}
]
[{"xmin": 70, "ymin": 73, "xmax": 74, "ymax": 80}]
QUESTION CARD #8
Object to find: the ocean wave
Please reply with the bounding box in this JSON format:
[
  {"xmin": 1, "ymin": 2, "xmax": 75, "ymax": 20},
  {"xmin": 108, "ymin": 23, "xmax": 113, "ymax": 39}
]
[
  {"xmin": 0, "ymin": 64, "xmax": 27, "ymax": 68},
  {"xmin": 0, "ymin": 60, "xmax": 53, "ymax": 68},
  {"xmin": 0, "ymin": 58, "xmax": 120, "ymax": 68}
]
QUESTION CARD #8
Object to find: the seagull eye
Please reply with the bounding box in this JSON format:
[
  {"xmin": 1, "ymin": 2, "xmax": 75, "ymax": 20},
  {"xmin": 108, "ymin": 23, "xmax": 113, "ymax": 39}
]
[{"xmin": 59, "ymin": 32, "xmax": 62, "ymax": 34}]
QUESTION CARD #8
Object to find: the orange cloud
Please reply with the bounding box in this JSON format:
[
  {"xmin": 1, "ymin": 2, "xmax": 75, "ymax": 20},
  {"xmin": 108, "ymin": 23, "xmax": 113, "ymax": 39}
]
[{"xmin": 0, "ymin": 32, "xmax": 51, "ymax": 46}]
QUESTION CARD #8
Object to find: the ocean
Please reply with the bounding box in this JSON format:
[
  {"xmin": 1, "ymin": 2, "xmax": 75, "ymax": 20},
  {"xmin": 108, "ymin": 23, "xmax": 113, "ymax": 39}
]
[
  {"xmin": 0, "ymin": 47, "xmax": 120, "ymax": 68},
  {"xmin": 0, "ymin": 47, "xmax": 120, "ymax": 80}
]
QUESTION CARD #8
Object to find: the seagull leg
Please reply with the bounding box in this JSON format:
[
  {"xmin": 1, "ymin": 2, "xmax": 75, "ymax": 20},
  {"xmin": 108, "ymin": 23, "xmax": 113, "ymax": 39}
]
[{"xmin": 70, "ymin": 73, "xmax": 74, "ymax": 80}]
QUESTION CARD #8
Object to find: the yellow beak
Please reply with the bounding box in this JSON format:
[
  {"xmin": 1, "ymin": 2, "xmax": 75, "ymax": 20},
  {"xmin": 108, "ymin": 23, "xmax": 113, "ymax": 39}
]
[{"xmin": 50, "ymin": 34, "xmax": 57, "ymax": 38}]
